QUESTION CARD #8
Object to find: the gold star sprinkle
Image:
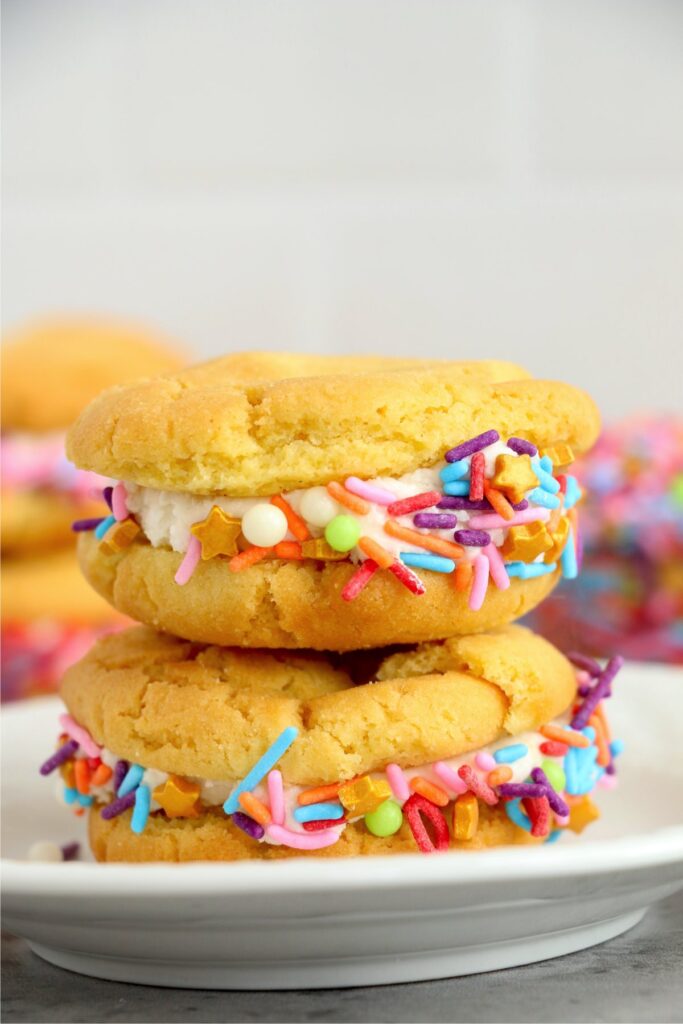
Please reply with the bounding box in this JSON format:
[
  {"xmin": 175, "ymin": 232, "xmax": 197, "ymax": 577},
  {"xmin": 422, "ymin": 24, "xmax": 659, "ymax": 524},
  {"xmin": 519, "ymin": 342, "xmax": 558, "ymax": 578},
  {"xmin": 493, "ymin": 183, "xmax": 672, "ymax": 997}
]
[
  {"xmin": 152, "ymin": 775, "xmax": 202, "ymax": 818},
  {"xmin": 190, "ymin": 505, "xmax": 242, "ymax": 560},
  {"xmin": 540, "ymin": 443, "xmax": 575, "ymax": 469},
  {"xmin": 300, "ymin": 538, "xmax": 348, "ymax": 561},
  {"xmin": 567, "ymin": 795, "xmax": 600, "ymax": 834},
  {"xmin": 544, "ymin": 515, "xmax": 571, "ymax": 564},
  {"xmin": 501, "ymin": 521, "xmax": 554, "ymax": 562},
  {"xmin": 338, "ymin": 775, "xmax": 392, "ymax": 816},
  {"xmin": 99, "ymin": 517, "xmax": 141, "ymax": 553},
  {"xmin": 491, "ymin": 454, "xmax": 538, "ymax": 504}
]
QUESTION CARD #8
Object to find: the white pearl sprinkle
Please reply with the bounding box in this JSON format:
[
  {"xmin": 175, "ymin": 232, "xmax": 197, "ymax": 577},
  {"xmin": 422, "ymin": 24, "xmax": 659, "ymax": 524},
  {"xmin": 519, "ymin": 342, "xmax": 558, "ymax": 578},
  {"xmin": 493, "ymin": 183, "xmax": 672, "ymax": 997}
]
[
  {"xmin": 27, "ymin": 840, "xmax": 63, "ymax": 863},
  {"xmin": 241, "ymin": 503, "xmax": 288, "ymax": 547},
  {"xmin": 299, "ymin": 487, "xmax": 339, "ymax": 528}
]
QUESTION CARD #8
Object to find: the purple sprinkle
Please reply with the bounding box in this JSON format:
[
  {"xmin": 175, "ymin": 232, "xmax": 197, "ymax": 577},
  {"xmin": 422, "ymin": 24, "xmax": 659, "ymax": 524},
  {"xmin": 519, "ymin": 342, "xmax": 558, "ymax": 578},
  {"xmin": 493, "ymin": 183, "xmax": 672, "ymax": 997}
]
[
  {"xmin": 413, "ymin": 512, "xmax": 457, "ymax": 529},
  {"xmin": 61, "ymin": 841, "xmax": 81, "ymax": 861},
  {"xmin": 497, "ymin": 782, "xmax": 546, "ymax": 800},
  {"xmin": 571, "ymin": 656, "xmax": 624, "ymax": 730},
  {"xmin": 567, "ymin": 652, "xmax": 602, "ymax": 677},
  {"xmin": 113, "ymin": 760, "xmax": 129, "ymax": 793},
  {"xmin": 100, "ymin": 791, "xmax": 136, "ymax": 820},
  {"xmin": 530, "ymin": 768, "xmax": 569, "ymax": 817},
  {"xmin": 102, "ymin": 486, "xmax": 113, "ymax": 510},
  {"xmin": 39, "ymin": 739, "xmax": 79, "ymax": 776},
  {"xmin": 453, "ymin": 529, "xmax": 490, "ymax": 547},
  {"xmin": 606, "ymin": 763, "xmax": 616, "ymax": 776},
  {"xmin": 578, "ymin": 683, "xmax": 591, "ymax": 697},
  {"xmin": 232, "ymin": 812, "xmax": 265, "ymax": 840},
  {"xmin": 445, "ymin": 429, "xmax": 500, "ymax": 464},
  {"xmin": 507, "ymin": 437, "xmax": 537, "ymax": 456},
  {"xmin": 576, "ymin": 524, "xmax": 584, "ymax": 572},
  {"xmin": 437, "ymin": 497, "xmax": 528, "ymax": 512},
  {"xmin": 71, "ymin": 517, "xmax": 106, "ymax": 532}
]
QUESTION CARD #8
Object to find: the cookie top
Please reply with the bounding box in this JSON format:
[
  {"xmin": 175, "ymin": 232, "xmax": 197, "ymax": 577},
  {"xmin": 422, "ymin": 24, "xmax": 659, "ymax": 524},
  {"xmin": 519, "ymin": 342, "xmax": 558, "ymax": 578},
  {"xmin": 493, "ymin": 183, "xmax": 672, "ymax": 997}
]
[
  {"xmin": 61, "ymin": 624, "xmax": 577, "ymax": 785},
  {"xmin": 67, "ymin": 352, "xmax": 599, "ymax": 495},
  {"xmin": 1, "ymin": 316, "xmax": 184, "ymax": 432}
]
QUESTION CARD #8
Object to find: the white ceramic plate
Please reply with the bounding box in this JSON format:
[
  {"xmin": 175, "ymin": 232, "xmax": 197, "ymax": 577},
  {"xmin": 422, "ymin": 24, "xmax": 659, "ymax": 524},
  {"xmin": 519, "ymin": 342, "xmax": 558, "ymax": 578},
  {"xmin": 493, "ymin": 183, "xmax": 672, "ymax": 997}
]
[{"xmin": 2, "ymin": 663, "xmax": 683, "ymax": 990}]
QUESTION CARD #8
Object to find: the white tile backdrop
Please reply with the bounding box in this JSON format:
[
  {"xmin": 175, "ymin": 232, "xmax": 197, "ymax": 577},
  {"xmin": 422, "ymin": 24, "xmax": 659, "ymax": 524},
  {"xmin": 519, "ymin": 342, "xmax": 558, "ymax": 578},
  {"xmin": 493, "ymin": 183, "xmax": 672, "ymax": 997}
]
[{"xmin": 3, "ymin": 0, "xmax": 683, "ymax": 419}]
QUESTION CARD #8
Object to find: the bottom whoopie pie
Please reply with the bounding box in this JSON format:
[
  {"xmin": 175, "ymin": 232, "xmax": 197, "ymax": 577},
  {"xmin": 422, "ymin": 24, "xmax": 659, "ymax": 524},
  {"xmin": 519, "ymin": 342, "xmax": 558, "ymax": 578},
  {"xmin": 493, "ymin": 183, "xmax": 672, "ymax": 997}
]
[{"xmin": 42, "ymin": 625, "xmax": 623, "ymax": 860}]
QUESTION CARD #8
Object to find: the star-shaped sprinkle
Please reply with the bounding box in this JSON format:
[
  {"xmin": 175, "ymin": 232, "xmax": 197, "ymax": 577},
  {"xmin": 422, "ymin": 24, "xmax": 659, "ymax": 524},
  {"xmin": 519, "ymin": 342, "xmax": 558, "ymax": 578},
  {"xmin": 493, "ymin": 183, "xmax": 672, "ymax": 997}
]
[
  {"xmin": 544, "ymin": 515, "xmax": 570, "ymax": 564},
  {"xmin": 540, "ymin": 443, "xmax": 575, "ymax": 469},
  {"xmin": 152, "ymin": 775, "xmax": 202, "ymax": 818},
  {"xmin": 501, "ymin": 521, "xmax": 554, "ymax": 562},
  {"xmin": 99, "ymin": 517, "xmax": 141, "ymax": 553},
  {"xmin": 338, "ymin": 775, "xmax": 392, "ymax": 816},
  {"xmin": 190, "ymin": 505, "xmax": 242, "ymax": 560},
  {"xmin": 491, "ymin": 454, "xmax": 538, "ymax": 504},
  {"xmin": 567, "ymin": 795, "xmax": 600, "ymax": 834}
]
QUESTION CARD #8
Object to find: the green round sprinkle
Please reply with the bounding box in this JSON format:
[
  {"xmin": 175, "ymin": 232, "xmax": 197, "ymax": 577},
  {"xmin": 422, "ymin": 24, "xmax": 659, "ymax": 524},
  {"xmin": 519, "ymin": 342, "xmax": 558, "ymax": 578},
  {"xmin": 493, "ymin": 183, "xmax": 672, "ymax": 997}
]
[
  {"xmin": 541, "ymin": 758, "xmax": 566, "ymax": 792},
  {"xmin": 364, "ymin": 799, "xmax": 403, "ymax": 837},
  {"xmin": 324, "ymin": 514, "xmax": 361, "ymax": 552},
  {"xmin": 670, "ymin": 473, "xmax": 683, "ymax": 509}
]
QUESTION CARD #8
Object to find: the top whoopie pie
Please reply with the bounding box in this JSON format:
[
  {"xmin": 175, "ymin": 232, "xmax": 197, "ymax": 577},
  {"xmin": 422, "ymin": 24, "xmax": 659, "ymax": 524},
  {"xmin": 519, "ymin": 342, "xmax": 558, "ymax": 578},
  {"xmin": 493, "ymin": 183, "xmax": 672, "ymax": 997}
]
[{"xmin": 68, "ymin": 352, "xmax": 600, "ymax": 651}]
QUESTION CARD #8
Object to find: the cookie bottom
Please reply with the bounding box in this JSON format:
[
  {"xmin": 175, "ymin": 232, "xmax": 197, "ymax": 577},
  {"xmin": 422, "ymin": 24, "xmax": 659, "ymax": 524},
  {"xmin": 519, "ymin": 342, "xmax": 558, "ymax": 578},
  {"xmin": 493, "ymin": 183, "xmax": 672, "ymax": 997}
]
[{"xmin": 89, "ymin": 804, "xmax": 541, "ymax": 862}]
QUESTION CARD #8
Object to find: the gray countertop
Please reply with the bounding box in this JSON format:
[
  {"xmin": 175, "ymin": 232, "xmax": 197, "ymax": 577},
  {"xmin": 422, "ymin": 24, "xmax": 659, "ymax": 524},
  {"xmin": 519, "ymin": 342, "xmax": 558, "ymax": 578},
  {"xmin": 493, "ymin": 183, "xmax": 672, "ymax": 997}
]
[{"xmin": 3, "ymin": 889, "xmax": 682, "ymax": 1023}]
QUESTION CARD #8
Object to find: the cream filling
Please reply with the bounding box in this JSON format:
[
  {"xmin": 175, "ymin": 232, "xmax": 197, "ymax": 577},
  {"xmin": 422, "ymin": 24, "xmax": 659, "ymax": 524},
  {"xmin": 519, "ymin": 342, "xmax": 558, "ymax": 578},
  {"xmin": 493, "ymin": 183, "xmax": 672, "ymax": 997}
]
[
  {"xmin": 124, "ymin": 441, "xmax": 522, "ymax": 562},
  {"xmin": 88, "ymin": 711, "xmax": 574, "ymax": 843}
]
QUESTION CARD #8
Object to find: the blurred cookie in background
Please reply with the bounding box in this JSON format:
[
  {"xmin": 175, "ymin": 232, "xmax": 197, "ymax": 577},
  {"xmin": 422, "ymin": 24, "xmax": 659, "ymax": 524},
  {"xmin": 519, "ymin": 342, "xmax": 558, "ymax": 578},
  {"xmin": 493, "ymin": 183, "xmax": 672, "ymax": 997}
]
[
  {"xmin": 1, "ymin": 315, "xmax": 184, "ymax": 553},
  {"xmin": 525, "ymin": 415, "xmax": 683, "ymax": 664}
]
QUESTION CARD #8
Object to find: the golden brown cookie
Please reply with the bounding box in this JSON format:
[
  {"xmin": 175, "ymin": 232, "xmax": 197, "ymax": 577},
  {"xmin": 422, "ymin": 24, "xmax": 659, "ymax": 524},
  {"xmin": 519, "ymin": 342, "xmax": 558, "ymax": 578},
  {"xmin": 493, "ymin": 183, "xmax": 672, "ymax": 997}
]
[
  {"xmin": 61, "ymin": 624, "xmax": 576, "ymax": 785},
  {"xmin": 77, "ymin": 532, "xmax": 561, "ymax": 650},
  {"xmin": 2, "ymin": 549, "xmax": 126, "ymax": 625}
]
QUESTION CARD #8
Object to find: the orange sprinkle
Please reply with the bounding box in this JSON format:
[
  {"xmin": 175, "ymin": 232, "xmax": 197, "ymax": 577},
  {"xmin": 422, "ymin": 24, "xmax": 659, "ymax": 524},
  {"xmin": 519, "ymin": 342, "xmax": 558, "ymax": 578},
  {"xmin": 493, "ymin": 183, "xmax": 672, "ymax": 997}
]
[
  {"xmin": 327, "ymin": 481, "xmax": 370, "ymax": 516},
  {"xmin": 90, "ymin": 763, "xmax": 113, "ymax": 787},
  {"xmin": 60, "ymin": 761, "xmax": 76, "ymax": 788},
  {"xmin": 274, "ymin": 541, "xmax": 303, "ymax": 560},
  {"xmin": 540, "ymin": 724, "xmax": 591, "ymax": 748},
  {"xmin": 410, "ymin": 776, "xmax": 450, "ymax": 807},
  {"xmin": 229, "ymin": 545, "xmax": 272, "ymax": 572},
  {"xmin": 488, "ymin": 766, "xmax": 513, "ymax": 787},
  {"xmin": 297, "ymin": 783, "xmax": 341, "ymax": 807},
  {"xmin": 358, "ymin": 536, "xmax": 394, "ymax": 569},
  {"xmin": 384, "ymin": 521, "xmax": 464, "ymax": 559},
  {"xmin": 238, "ymin": 792, "xmax": 272, "ymax": 826},
  {"xmin": 593, "ymin": 702, "xmax": 612, "ymax": 743},
  {"xmin": 483, "ymin": 482, "xmax": 515, "ymax": 521},
  {"xmin": 73, "ymin": 806, "xmax": 86, "ymax": 817},
  {"xmin": 453, "ymin": 792, "xmax": 479, "ymax": 841},
  {"xmin": 454, "ymin": 561, "xmax": 473, "ymax": 592},
  {"xmin": 271, "ymin": 494, "xmax": 309, "ymax": 541},
  {"xmin": 589, "ymin": 714, "xmax": 611, "ymax": 767},
  {"xmin": 74, "ymin": 759, "xmax": 91, "ymax": 795}
]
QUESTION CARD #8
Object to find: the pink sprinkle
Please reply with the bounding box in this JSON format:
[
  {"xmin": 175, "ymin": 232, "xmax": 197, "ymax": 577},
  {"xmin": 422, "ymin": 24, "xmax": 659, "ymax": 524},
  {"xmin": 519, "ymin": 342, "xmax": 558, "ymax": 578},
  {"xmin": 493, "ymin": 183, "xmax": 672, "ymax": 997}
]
[
  {"xmin": 468, "ymin": 555, "xmax": 489, "ymax": 611},
  {"xmin": 433, "ymin": 761, "xmax": 468, "ymax": 795},
  {"xmin": 458, "ymin": 764, "xmax": 498, "ymax": 806},
  {"xmin": 475, "ymin": 751, "xmax": 496, "ymax": 772},
  {"xmin": 267, "ymin": 770, "xmax": 285, "ymax": 825},
  {"xmin": 344, "ymin": 476, "xmax": 396, "ymax": 506},
  {"xmin": 468, "ymin": 507, "xmax": 551, "ymax": 531},
  {"xmin": 484, "ymin": 543, "xmax": 510, "ymax": 591},
  {"xmin": 598, "ymin": 773, "xmax": 619, "ymax": 790},
  {"xmin": 266, "ymin": 823, "xmax": 340, "ymax": 850},
  {"xmin": 174, "ymin": 535, "xmax": 201, "ymax": 586},
  {"xmin": 111, "ymin": 482, "xmax": 128, "ymax": 522},
  {"xmin": 555, "ymin": 814, "xmax": 570, "ymax": 827},
  {"xmin": 58, "ymin": 713, "xmax": 101, "ymax": 758},
  {"xmin": 386, "ymin": 763, "xmax": 410, "ymax": 802}
]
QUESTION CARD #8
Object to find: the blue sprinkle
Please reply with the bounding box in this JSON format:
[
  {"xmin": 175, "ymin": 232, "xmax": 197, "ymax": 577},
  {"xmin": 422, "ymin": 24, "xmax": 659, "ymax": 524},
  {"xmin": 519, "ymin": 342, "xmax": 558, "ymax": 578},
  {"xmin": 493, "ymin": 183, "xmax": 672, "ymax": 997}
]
[
  {"xmin": 563, "ymin": 475, "xmax": 582, "ymax": 510},
  {"xmin": 399, "ymin": 552, "xmax": 455, "ymax": 574},
  {"xmin": 506, "ymin": 561, "xmax": 557, "ymax": 579},
  {"xmin": 64, "ymin": 786, "xmax": 78, "ymax": 805},
  {"xmin": 94, "ymin": 514, "xmax": 116, "ymax": 539},
  {"xmin": 610, "ymin": 738, "xmax": 625, "ymax": 758},
  {"xmin": 561, "ymin": 527, "xmax": 578, "ymax": 579},
  {"xmin": 539, "ymin": 455, "xmax": 554, "ymax": 473},
  {"xmin": 224, "ymin": 726, "xmax": 299, "ymax": 814},
  {"xmin": 564, "ymin": 741, "xmax": 601, "ymax": 795},
  {"xmin": 532, "ymin": 461, "xmax": 560, "ymax": 494},
  {"xmin": 494, "ymin": 743, "xmax": 529, "ymax": 764},
  {"xmin": 440, "ymin": 460, "xmax": 469, "ymax": 484},
  {"xmin": 117, "ymin": 763, "xmax": 144, "ymax": 797},
  {"xmin": 545, "ymin": 829, "xmax": 562, "ymax": 844},
  {"xmin": 76, "ymin": 793, "xmax": 94, "ymax": 807},
  {"xmin": 131, "ymin": 784, "xmax": 151, "ymax": 834},
  {"xmin": 527, "ymin": 487, "xmax": 561, "ymax": 510},
  {"xmin": 504, "ymin": 798, "xmax": 531, "ymax": 833},
  {"xmin": 293, "ymin": 802, "xmax": 345, "ymax": 824},
  {"xmin": 442, "ymin": 481, "xmax": 470, "ymax": 496}
]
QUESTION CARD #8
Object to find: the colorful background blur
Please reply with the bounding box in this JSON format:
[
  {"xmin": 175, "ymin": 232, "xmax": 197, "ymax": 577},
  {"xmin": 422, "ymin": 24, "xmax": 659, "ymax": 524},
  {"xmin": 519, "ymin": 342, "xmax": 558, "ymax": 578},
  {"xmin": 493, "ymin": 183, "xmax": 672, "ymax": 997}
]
[{"xmin": 2, "ymin": 1, "xmax": 682, "ymax": 698}]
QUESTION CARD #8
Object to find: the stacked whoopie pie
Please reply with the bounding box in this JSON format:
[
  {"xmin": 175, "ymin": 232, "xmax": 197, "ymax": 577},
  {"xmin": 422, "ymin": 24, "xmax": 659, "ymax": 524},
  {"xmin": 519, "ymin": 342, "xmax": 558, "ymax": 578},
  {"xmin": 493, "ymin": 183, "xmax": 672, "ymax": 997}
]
[
  {"xmin": 41, "ymin": 353, "xmax": 624, "ymax": 859},
  {"xmin": 1, "ymin": 318, "xmax": 182, "ymax": 700}
]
